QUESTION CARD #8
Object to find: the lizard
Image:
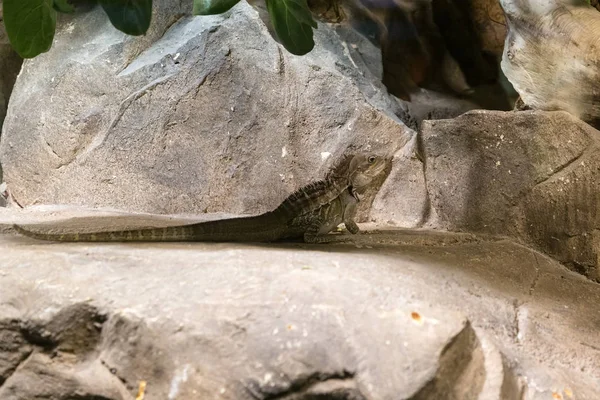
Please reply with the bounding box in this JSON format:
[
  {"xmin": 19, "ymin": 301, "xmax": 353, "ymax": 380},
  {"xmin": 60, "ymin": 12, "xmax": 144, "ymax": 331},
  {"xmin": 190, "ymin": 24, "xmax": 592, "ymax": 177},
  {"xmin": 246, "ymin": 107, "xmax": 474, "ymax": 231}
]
[{"xmin": 13, "ymin": 153, "xmax": 387, "ymax": 243}]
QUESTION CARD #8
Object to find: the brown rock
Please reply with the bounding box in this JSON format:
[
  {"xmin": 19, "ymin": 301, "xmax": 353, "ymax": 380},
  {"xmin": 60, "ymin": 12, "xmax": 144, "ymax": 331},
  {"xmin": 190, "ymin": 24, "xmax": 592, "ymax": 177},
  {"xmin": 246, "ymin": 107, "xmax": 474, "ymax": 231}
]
[
  {"xmin": 422, "ymin": 109, "xmax": 600, "ymax": 279},
  {"xmin": 469, "ymin": 0, "xmax": 507, "ymax": 58},
  {"xmin": 500, "ymin": 0, "xmax": 600, "ymax": 125}
]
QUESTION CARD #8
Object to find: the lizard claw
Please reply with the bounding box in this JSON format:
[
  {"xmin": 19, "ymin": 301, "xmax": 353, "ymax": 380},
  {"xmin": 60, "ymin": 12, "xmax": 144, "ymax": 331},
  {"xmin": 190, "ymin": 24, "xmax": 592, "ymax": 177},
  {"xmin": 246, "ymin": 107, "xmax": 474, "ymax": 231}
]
[{"xmin": 351, "ymin": 187, "xmax": 362, "ymax": 202}]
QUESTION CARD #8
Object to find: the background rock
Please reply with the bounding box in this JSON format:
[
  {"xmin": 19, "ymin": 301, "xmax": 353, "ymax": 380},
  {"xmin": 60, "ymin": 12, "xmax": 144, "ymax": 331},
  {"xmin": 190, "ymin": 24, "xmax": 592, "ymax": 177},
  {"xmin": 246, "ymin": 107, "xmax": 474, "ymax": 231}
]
[
  {"xmin": 0, "ymin": 4, "xmax": 23, "ymax": 182},
  {"xmin": 338, "ymin": 0, "xmax": 508, "ymax": 105},
  {"xmin": 500, "ymin": 0, "xmax": 600, "ymax": 126},
  {"xmin": 469, "ymin": 0, "xmax": 507, "ymax": 58},
  {"xmin": 422, "ymin": 110, "xmax": 600, "ymax": 279},
  {"xmin": 0, "ymin": 2, "xmax": 411, "ymax": 215}
]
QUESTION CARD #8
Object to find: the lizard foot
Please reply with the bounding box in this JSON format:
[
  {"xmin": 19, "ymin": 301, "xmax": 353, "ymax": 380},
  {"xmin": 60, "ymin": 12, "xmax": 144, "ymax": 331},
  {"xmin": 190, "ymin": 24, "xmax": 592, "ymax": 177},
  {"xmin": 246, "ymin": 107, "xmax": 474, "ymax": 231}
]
[{"xmin": 344, "ymin": 221, "xmax": 360, "ymax": 234}]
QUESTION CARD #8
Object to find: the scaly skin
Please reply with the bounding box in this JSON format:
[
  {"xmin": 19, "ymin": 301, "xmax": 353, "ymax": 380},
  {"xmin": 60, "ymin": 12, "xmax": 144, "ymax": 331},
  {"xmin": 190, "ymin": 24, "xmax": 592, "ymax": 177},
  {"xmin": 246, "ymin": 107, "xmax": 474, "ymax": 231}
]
[
  {"xmin": 287, "ymin": 187, "xmax": 361, "ymax": 243},
  {"xmin": 14, "ymin": 153, "xmax": 387, "ymax": 242}
]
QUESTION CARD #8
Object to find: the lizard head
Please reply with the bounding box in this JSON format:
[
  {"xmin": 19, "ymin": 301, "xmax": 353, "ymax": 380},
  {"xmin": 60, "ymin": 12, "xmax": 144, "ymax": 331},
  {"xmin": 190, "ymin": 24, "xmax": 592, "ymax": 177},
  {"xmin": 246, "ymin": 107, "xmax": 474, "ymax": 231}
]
[{"xmin": 348, "ymin": 154, "xmax": 387, "ymax": 190}]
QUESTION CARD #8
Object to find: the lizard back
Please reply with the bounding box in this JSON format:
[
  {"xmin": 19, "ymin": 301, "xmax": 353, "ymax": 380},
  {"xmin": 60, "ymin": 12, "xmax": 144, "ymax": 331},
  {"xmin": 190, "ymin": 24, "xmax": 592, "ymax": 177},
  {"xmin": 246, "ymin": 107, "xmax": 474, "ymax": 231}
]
[{"xmin": 273, "ymin": 154, "xmax": 355, "ymax": 220}]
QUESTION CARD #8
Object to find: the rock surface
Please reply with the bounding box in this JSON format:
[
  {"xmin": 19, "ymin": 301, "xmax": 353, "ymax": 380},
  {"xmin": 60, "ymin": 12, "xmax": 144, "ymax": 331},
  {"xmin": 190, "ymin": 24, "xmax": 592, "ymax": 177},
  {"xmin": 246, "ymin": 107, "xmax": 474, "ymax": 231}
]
[
  {"xmin": 500, "ymin": 0, "xmax": 600, "ymax": 126},
  {"xmin": 0, "ymin": 0, "xmax": 497, "ymax": 216},
  {"xmin": 0, "ymin": 2, "xmax": 411, "ymax": 215},
  {"xmin": 420, "ymin": 110, "xmax": 600, "ymax": 280},
  {"xmin": 0, "ymin": 1, "xmax": 599, "ymax": 398},
  {"xmin": 371, "ymin": 108, "xmax": 600, "ymax": 279},
  {"xmin": 370, "ymin": 135, "xmax": 429, "ymax": 228},
  {"xmin": 1, "ymin": 207, "xmax": 599, "ymax": 399}
]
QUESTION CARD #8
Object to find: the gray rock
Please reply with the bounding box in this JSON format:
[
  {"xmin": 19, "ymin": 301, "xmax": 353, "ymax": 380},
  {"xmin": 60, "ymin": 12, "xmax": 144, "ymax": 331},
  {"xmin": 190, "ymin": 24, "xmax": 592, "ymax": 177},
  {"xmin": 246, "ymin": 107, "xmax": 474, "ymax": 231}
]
[
  {"xmin": 0, "ymin": 2, "xmax": 412, "ymax": 215},
  {"xmin": 0, "ymin": 207, "xmax": 599, "ymax": 398},
  {"xmin": 422, "ymin": 110, "xmax": 600, "ymax": 279},
  {"xmin": 370, "ymin": 136, "xmax": 429, "ymax": 227}
]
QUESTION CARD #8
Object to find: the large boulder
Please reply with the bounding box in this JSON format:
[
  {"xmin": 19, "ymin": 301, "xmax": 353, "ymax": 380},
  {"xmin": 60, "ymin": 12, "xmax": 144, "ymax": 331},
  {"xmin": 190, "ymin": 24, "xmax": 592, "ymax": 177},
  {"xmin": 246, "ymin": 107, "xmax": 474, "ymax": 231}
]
[
  {"xmin": 421, "ymin": 110, "xmax": 600, "ymax": 279},
  {"xmin": 0, "ymin": 2, "xmax": 412, "ymax": 215},
  {"xmin": 0, "ymin": 210, "xmax": 599, "ymax": 398}
]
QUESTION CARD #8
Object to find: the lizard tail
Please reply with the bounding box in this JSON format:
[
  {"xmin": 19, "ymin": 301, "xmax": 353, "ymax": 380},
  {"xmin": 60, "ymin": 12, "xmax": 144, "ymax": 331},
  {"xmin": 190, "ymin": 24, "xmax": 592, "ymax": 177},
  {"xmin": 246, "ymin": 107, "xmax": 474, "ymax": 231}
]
[
  {"xmin": 13, "ymin": 213, "xmax": 287, "ymax": 242},
  {"xmin": 13, "ymin": 224, "xmax": 198, "ymax": 242}
]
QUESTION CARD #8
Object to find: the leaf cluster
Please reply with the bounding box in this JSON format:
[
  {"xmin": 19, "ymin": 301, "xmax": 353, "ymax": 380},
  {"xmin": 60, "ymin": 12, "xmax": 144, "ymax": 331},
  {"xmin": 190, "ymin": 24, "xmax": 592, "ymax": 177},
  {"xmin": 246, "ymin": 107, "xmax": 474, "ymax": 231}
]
[{"xmin": 3, "ymin": 0, "xmax": 317, "ymax": 58}]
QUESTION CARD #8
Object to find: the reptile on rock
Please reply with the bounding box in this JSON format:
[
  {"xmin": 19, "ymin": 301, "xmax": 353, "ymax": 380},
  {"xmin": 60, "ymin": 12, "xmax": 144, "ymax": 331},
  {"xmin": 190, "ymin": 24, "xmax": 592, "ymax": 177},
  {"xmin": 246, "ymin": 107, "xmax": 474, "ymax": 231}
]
[{"xmin": 14, "ymin": 154, "xmax": 388, "ymax": 243}]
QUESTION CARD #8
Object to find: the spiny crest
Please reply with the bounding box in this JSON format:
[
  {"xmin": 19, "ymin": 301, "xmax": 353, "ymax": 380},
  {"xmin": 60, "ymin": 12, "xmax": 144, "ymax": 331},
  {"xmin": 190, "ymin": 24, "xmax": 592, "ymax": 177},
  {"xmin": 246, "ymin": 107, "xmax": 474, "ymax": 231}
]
[
  {"xmin": 273, "ymin": 154, "xmax": 359, "ymax": 220},
  {"xmin": 274, "ymin": 180, "xmax": 330, "ymax": 218}
]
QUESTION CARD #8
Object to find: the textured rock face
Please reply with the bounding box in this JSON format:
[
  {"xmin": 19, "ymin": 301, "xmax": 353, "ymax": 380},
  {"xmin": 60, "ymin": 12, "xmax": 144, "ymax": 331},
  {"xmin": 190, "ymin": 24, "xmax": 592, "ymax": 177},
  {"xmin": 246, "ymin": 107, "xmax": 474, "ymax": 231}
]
[
  {"xmin": 422, "ymin": 110, "xmax": 600, "ymax": 279},
  {"xmin": 1, "ymin": 207, "xmax": 599, "ymax": 398},
  {"xmin": 500, "ymin": 0, "xmax": 600, "ymax": 125},
  {"xmin": 370, "ymin": 135, "xmax": 429, "ymax": 228},
  {"xmin": 1, "ymin": 2, "xmax": 599, "ymax": 397},
  {"xmin": 0, "ymin": 2, "xmax": 411, "ymax": 215}
]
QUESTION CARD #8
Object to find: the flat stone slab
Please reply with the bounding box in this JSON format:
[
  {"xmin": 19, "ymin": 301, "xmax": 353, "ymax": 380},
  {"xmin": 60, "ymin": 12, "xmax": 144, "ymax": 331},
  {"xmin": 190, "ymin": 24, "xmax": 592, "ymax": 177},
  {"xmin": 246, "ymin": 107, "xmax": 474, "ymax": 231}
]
[{"xmin": 0, "ymin": 208, "xmax": 599, "ymax": 399}]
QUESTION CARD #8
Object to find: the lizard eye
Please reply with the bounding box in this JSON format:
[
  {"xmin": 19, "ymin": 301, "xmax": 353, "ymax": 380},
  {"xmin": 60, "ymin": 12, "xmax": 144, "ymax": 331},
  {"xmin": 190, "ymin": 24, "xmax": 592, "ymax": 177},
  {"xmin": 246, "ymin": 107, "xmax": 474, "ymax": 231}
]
[{"xmin": 367, "ymin": 156, "xmax": 376, "ymax": 164}]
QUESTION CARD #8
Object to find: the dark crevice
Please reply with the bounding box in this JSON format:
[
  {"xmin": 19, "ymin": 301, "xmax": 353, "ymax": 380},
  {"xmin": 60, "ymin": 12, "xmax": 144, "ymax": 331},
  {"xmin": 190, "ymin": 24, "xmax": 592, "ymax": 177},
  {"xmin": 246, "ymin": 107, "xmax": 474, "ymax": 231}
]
[
  {"xmin": 532, "ymin": 147, "xmax": 588, "ymax": 187},
  {"xmin": 99, "ymin": 358, "xmax": 129, "ymax": 386},
  {"xmin": 415, "ymin": 129, "xmax": 432, "ymax": 228},
  {"xmin": 568, "ymin": 261, "xmax": 594, "ymax": 280},
  {"xmin": 243, "ymin": 370, "xmax": 361, "ymax": 400},
  {"xmin": 580, "ymin": 341, "xmax": 600, "ymax": 352},
  {"xmin": 409, "ymin": 322, "xmax": 486, "ymax": 400},
  {"xmin": 0, "ymin": 322, "xmax": 34, "ymax": 387},
  {"xmin": 65, "ymin": 395, "xmax": 117, "ymax": 400},
  {"xmin": 18, "ymin": 303, "xmax": 108, "ymax": 356},
  {"xmin": 0, "ymin": 350, "xmax": 33, "ymax": 388},
  {"xmin": 20, "ymin": 322, "xmax": 59, "ymax": 351}
]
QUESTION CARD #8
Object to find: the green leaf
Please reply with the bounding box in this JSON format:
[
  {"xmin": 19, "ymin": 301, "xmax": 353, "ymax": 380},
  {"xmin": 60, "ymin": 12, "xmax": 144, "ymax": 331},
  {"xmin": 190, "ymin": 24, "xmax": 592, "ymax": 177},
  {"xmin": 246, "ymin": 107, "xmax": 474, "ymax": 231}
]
[
  {"xmin": 53, "ymin": 0, "xmax": 75, "ymax": 13},
  {"xmin": 193, "ymin": 0, "xmax": 241, "ymax": 15},
  {"xmin": 99, "ymin": 0, "xmax": 153, "ymax": 36},
  {"xmin": 267, "ymin": 0, "xmax": 317, "ymax": 56},
  {"xmin": 3, "ymin": 0, "xmax": 57, "ymax": 58}
]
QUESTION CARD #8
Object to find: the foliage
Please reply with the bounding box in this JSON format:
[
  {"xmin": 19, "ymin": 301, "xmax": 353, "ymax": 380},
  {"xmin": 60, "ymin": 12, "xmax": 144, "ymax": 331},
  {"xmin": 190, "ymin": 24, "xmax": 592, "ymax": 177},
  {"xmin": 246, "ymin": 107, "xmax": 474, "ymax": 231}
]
[
  {"xmin": 99, "ymin": 0, "xmax": 153, "ymax": 36},
  {"xmin": 3, "ymin": 0, "xmax": 317, "ymax": 59},
  {"xmin": 3, "ymin": 0, "xmax": 56, "ymax": 58},
  {"xmin": 266, "ymin": 0, "xmax": 317, "ymax": 56},
  {"xmin": 53, "ymin": 0, "xmax": 76, "ymax": 13}
]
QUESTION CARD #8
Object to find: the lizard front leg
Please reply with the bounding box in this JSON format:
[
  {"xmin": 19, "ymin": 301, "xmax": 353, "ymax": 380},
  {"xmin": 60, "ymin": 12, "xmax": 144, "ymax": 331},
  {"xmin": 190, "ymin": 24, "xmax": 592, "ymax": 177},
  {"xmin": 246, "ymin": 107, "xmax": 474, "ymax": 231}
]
[{"xmin": 342, "ymin": 190, "xmax": 360, "ymax": 234}]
